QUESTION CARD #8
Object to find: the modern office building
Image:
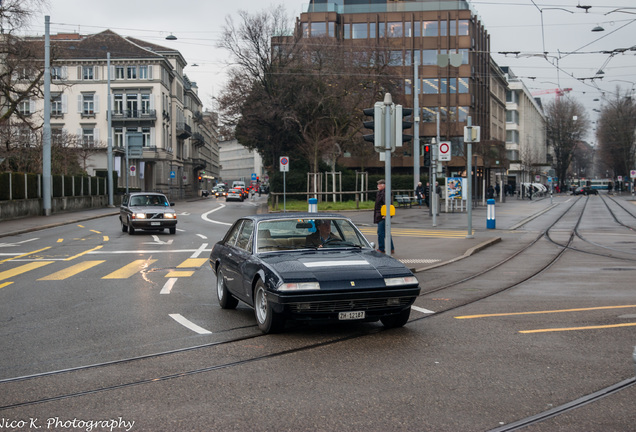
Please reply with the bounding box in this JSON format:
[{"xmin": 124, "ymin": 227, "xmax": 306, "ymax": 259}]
[
  {"xmin": 7, "ymin": 30, "xmax": 218, "ymax": 198},
  {"xmin": 294, "ymin": 0, "xmax": 507, "ymax": 188}
]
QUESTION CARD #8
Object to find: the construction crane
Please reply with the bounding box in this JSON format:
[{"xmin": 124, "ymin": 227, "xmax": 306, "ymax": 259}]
[{"xmin": 531, "ymin": 88, "xmax": 572, "ymax": 100}]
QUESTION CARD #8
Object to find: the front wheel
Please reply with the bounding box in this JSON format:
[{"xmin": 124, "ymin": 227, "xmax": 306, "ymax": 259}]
[
  {"xmin": 380, "ymin": 307, "xmax": 411, "ymax": 329},
  {"xmin": 121, "ymin": 218, "xmax": 128, "ymax": 233},
  {"xmin": 216, "ymin": 269, "xmax": 238, "ymax": 309},
  {"xmin": 127, "ymin": 218, "xmax": 135, "ymax": 235},
  {"xmin": 254, "ymin": 280, "xmax": 284, "ymax": 334},
  {"xmin": 169, "ymin": 227, "xmax": 176, "ymax": 234}
]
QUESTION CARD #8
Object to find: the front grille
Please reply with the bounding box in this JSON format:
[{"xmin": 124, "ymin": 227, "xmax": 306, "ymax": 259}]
[
  {"xmin": 147, "ymin": 213, "xmax": 164, "ymax": 219},
  {"xmin": 288, "ymin": 297, "xmax": 413, "ymax": 313}
]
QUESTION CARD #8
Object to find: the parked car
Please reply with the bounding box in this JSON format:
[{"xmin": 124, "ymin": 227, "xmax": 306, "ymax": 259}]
[
  {"xmin": 120, "ymin": 192, "xmax": 177, "ymax": 235},
  {"xmin": 209, "ymin": 213, "xmax": 421, "ymax": 333},
  {"xmin": 226, "ymin": 188, "xmax": 244, "ymax": 202},
  {"xmin": 201, "ymin": 190, "xmax": 210, "ymax": 197}
]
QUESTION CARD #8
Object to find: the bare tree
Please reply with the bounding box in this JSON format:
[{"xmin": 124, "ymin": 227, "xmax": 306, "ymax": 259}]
[
  {"xmin": 544, "ymin": 98, "xmax": 590, "ymax": 191},
  {"xmin": 596, "ymin": 88, "xmax": 636, "ymax": 178}
]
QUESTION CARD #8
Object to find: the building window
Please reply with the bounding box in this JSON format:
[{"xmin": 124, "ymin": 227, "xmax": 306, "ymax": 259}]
[
  {"xmin": 422, "ymin": 78, "xmax": 439, "ymax": 94},
  {"xmin": 81, "ymin": 94, "xmax": 95, "ymax": 115},
  {"xmin": 114, "ymin": 128, "xmax": 123, "ymax": 148},
  {"xmin": 82, "ymin": 127, "xmax": 95, "ymax": 147},
  {"xmin": 141, "ymin": 94, "xmax": 151, "ymax": 114},
  {"xmin": 458, "ymin": 106, "xmax": 469, "ymax": 122},
  {"xmin": 458, "ymin": 78, "xmax": 469, "ymax": 94},
  {"xmin": 422, "ymin": 21, "xmax": 438, "ymax": 37},
  {"xmin": 18, "ymin": 100, "xmax": 32, "ymax": 116},
  {"xmin": 351, "ymin": 23, "xmax": 368, "ymax": 39},
  {"xmin": 126, "ymin": 93, "xmax": 138, "ymax": 117},
  {"xmin": 139, "ymin": 65, "xmax": 149, "ymax": 79},
  {"xmin": 310, "ymin": 22, "xmax": 327, "ymax": 37},
  {"xmin": 82, "ymin": 66, "xmax": 94, "ymax": 80},
  {"xmin": 115, "ymin": 66, "xmax": 125, "ymax": 79},
  {"xmin": 51, "ymin": 66, "xmax": 64, "ymax": 80},
  {"xmin": 458, "ymin": 20, "xmax": 470, "ymax": 36},
  {"xmin": 389, "ymin": 50, "xmax": 403, "ymax": 66},
  {"xmin": 51, "ymin": 94, "xmax": 64, "ymax": 117},
  {"xmin": 114, "ymin": 94, "xmax": 123, "ymax": 114},
  {"xmin": 142, "ymin": 127, "xmax": 151, "ymax": 147},
  {"xmin": 506, "ymin": 130, "xmax": 519, "ymax": 144},
  {"xmin": 506, "ymin": 110, "xmax": 519, "ymax": 124},
  {"xmin": 386, "ymin": 22, "xmax": 403, "ymax": 38},
  {"xmin": 422, "ymin": 107, "xmax": 438, "ymax": 123},
  {"xmin": 421, "ymin": 50, "xmax": 437, "ymax": 65},
  {"xmin": 404, "ymin": 79, "xmax": 412, "ymax": 95},
  {"xmin": 127, "ymin": 66, "xmax": 137, "ymax": 79}
]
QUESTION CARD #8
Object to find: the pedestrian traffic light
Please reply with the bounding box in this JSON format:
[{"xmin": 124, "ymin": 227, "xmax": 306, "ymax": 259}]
[
  {"xmin": 395, "ymin": 106, "xmax": 413, "ymax": 148},
  {"xmin": 362, "ymin": 102, "xmax": 384, "ymax": 150},
  {"xmin": 423, "ymin": 144, "xmax": 431, "ymax": 167}
]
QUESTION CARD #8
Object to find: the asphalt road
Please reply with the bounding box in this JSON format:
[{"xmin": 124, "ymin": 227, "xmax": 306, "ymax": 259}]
[{"xmin": 0, "ymin": 193, "xmax": 635, "ymax": 431}]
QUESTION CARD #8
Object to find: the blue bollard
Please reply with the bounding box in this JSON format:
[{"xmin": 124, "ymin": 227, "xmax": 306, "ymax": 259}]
[
  {"xmin": 487, "ymin": 198, "xmax": 496, "ymax": 229},
  {"xmin": 308, "ymin": 198, "xmax": 318, "ymax": 213}
]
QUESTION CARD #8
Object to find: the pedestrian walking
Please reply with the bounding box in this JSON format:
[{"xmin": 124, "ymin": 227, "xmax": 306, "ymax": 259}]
[
  {"xmin": 415, "ymin": 182, "xmax": 425, "ymax": 207},
  {"xmin": 374, "ymin": 179, "xmax": 394, "ymax": 254}
]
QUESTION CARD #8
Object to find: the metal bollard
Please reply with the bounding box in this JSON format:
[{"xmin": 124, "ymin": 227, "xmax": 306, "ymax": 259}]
[
  {"xmin": 487, "ymin": 198, "xmax": 496, "ymax": 229},
  {"xmin": 308, "ymin": 198, "xmax": 317, "ymax": 213}
]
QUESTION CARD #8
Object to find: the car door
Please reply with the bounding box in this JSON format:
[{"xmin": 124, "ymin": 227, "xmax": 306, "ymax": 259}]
[
  {"xmin": 223, "ymin": 220, "xmax": 254, "ymax": 302},
  {"xmin": 120, "ymin": 194, "xmax": 131, "ymax": 224}
]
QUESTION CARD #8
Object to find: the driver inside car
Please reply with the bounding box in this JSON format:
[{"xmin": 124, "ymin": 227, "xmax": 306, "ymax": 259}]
[{"xmin": 305, "ymin": 219, "xmax": 341, "ymax": 248}]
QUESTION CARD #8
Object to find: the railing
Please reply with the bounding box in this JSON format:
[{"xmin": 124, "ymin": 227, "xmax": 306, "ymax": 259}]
[{"xmin": 111, "ymin": 110, "xmax": 157, "ymax": 120}]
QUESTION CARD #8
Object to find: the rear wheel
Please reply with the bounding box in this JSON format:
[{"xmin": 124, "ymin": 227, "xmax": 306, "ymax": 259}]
[
  {"xmin": 254, "ymin": 280, "xmax": 284, "ymax": 334},
  {"xmin": 380, "ymin": 307, "xmax": 411, "ymax": 329},
  {"xmin": 216, "ymin": 269, "xmax": 238, "ymax": 309}
]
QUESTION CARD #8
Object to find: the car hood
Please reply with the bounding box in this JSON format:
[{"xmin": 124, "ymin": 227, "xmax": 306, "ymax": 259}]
[
  {"xmin": 130, "ymin": 205, "xmax": 175, "ymax": 213},
  {"xmin": 261, "ymin": 249, "xmax": 412, "ymax": 290}
]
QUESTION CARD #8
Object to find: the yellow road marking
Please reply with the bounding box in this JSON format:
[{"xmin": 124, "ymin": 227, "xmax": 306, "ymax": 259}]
[
  {"xmin": 0, "ymin": 247, "xmax": 51, "ymax": 264},
  {"xmin": 90, "ymin": 230, "xmax": 101, "ymax": 234},
  {"xmin": 38, "ymin": 260, "xmax": 105, "ymax": 281},
  {"xmin": 455, "ymin": 305, "xmax": 636, "ymax": 320},
  {"xmin": 102, "ymin": 259, "xmax": 157, "ymax": 279},
  {"xmin": 0, "ymin": 261, "xmax": 54, "ymax": 281},
  {"xmin": 0, "ymin": 282, "xmax": 14, "ymax": 289},
  {"xmin": 520, "ymin": 323, "xmax": 636, "ymax": 334},
  {"xmin": 177, "ymin": 258, "xmax": 207, "ymax": 268},
  {"xmin": 57, "ymin": 239, "xmax": 63, "ymax": 243},
  {"xmin": 77, "ymin": 225, "xmax": 84, "ymax": 228},
  {"xmin": 103, "ymin": 236, "xmax": 109, "ymax": 242},
  {"xmin": 166, "ymin": 270, "xmax": 195, "ymax": 278},
  {"xmin": 64, "ymin": 245, "xmax": 103, "ymax": 261}
]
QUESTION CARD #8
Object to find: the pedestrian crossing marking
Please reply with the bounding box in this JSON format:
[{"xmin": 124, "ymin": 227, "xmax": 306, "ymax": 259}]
[
  {"xmin": 166, "ymin": 270, "xmax": 195, "ymax": 278},
  {"xmin": 0, "ymin": 261, "xmax": 54, "ymax": 281},
  {"xmin": 38, "ymin": 260, "xmax": 105, "ymax": 281},
  {"xmin": 102, "ymin": 259, "xmax": 157, "ymax": 279},
  {"xmin": 177, "ymin": 258, "xmax": 207, "ymax": 268}
]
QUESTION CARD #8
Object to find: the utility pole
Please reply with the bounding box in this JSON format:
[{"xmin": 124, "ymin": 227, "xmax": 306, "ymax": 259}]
[
  {"xmin": 413, "ymin": 57, "xmax": 420, "ymax": 190},
  {"xmin": 42, "ymin": 16, "xmax": 51, "ymax": 216},
  {"xmin": 107, "ymin": 53, "xmax": 114, "ymax": 207},
  {"xmin": 383, "ymin": 93, "xmax": 393, "ymax": 257}
]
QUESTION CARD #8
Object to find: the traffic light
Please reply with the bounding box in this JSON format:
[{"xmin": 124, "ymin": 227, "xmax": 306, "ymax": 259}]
[
  {"xmin": 198, "ymin": 175, "xmax": 202, "ymax": 182},
  {"xmin": 423, "ymin": 144, "xmax": 431, "ymax": 167},
  {"xmin": 395, "ymin": 106, "xmax": 413, "ymax": 148},
  {"xmin": 362, "ymin": 102, "xmax": 384, "ymax": 150}
]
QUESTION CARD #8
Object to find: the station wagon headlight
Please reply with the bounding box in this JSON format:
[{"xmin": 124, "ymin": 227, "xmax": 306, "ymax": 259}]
[
  {"xmin": 384, "ymin": 276, "xmax": 418, "ymax": 286},
  {"xmin": 278, "ymin": 282, "xmax": 321, "ymax": 291},
  {"xmin": 132, "ymin": 213, "xmax": 146, "ymax": 219},
  {"xmin": 164, "ymin": 213, "xmax": 176, "ymax": 219}
]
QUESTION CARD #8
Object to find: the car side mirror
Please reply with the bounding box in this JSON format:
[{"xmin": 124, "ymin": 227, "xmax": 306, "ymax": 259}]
[{"xmin": 170, "ymin": 202, "xmax": 175, "ymax": 206}]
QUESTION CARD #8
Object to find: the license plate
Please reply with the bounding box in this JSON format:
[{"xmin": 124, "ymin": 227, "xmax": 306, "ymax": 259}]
[
  {"xmin": 150, "ymin": 222, "xmax": 160, "ymax": 226},
  {"xmin": 339, "ymin": 311, "xmax": 365, "ymax": 320}
]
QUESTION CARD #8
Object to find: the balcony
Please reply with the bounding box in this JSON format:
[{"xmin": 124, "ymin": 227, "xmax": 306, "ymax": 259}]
[
  {"xmin": 111, "ymin": 110, "xmax": 157, "ymax": 124},
  {"xmin": 190, "ymin": 157, "xmax": 207, "ymax": 171},
  {"xmin": 176, "ymin": 122, "xmax": 192, "ymax": 139},
  {"xmin": 192, "ymin": 132, "xmax": 205, "ymax": 147}
]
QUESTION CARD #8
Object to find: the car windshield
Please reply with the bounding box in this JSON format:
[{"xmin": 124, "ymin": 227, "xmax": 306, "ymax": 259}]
[
  {"xmin": 130, "ymin": 195, "xmax": 168, "ymax": 206},
  {"xmin": 255, "ymin": 218, "xmax": 370, "ymax": 253}
]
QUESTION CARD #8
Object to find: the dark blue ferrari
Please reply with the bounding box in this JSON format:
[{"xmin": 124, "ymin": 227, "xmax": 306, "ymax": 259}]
[{"xmin": 209, "ymin": 213, "xmax": 421, "ymax": 333}]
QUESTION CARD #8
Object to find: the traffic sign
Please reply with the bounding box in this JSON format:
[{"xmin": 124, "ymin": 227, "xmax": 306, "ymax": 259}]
[
  {"xmin": 251, "ymin": 173, "xmax": 257, "ymax": 181},
  {"xmin": 630, "ymin": 170, "xmax": 636, "ymax": 179},
  {"xmin": 280, "ymin": 156, "xmax": 289, "ymax": 172},
  {"xmin": 129, "ymin": 165, "xmax": 136, "ymax": 177},
  {"xmin": 438, "ymin": 141, "xmax": 451, "ymax": 161},
  {"xmin": 170, "ymin": 171, "xmax": 176, "ymax": 179}
]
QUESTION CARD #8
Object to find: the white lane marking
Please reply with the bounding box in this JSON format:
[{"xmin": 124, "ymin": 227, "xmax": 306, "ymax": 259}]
[
  {"xmin": 161, "ymin": 278, "xmax": 177, "ymax": 295},
  {"xmin": 196, "ymin": 234, "xmax": 208, "ymax": 239},
  {"xmin": 169, "ymin": 314, "xmax": 212, "ymax": 334},
  {"xmin": 412, "ymin": 306, "xmax": 435, "ymax": 314},
  {"xmin": 0, "ymin": 238, "xmax": 39, "ymax": 247},
  {"xmin": 202, "ymin": 204, "xmax": 232, "ymax": 226},
  {"xmin": 143, "ymin": 235, "xmax": 173, "ymax": 245},
  {"xmin": 190, "ymin": 243, "xmax": 208, "ymax": 259}
]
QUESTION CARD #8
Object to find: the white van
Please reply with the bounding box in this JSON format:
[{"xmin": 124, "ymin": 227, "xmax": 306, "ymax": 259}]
[{"xmin": 232, "ymin": 181, "xmax": 246, "ymax": 189}]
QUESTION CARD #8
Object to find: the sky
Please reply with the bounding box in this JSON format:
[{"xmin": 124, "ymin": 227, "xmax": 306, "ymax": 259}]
[{"xmin": 27, "ymin": 0, "xmax": 636, "ymax": 139}]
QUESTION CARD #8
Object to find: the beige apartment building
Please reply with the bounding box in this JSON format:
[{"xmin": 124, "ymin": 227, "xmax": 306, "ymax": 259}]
[{"xmin": 13, "ymin": 30, "xmax": 218, "ymax": 198}]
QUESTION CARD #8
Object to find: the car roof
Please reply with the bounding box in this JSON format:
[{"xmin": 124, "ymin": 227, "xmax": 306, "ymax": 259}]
[{"xmin": 239, "ymin": 212, "xmax": 346, "ymax": 223}]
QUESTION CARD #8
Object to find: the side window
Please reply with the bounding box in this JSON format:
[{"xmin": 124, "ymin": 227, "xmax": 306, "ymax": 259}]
[
  {"xmin": 235, "ymin": 220, "xmax": 254, "ymax": 252},
  {"xmin": 122, "ymin": 195, "xmax": 129, "ymax": 206},
  {"xmin": 224, "ymin": 221, "xmax": 243, "ymax": 247}
]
